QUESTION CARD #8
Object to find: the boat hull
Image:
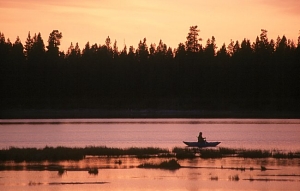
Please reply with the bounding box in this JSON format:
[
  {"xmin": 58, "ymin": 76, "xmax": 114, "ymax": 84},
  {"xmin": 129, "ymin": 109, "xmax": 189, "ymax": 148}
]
[{"xmin": 183, "ymin": 141, "xmax": 221, "ymax": 147}]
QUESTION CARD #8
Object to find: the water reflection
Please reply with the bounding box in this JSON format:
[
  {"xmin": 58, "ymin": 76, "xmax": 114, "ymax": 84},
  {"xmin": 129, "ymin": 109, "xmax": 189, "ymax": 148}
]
[{"xmin": 1, "ymin": 157, "xmax": 299, "ymax": 191}]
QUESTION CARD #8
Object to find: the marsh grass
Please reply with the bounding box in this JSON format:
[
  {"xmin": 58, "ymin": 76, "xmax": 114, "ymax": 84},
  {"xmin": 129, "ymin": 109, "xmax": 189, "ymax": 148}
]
[
  {"xmin": 0, "ymin": 146, "xmax": 170, "ymax": 162},
  {"xmin": 137, "ymin": 159, "xmax": 181, "ymax": 170},
  {"xmin": 172, "ymin": 147, "xmax": 196, "ymax": 159},
  {"xmin": 229, "ymin": 174, "xmax": 240, "ymax": 181},
  {"xmin": 261, "ymin": 165, "xmax": 267, "ymax": 171},
  {"xmin": 238, "ymin": 149, "xmax": 271, "ymax": 158},
  {"xmin": 219, "ymin": 147, "xmax": 237, "ymax": 155},
  {"xmin": 197, "ymin": 148, "xmax": 300, "ymax": 159},
  {"xmin": 199, "ymin": 149, "xmax": 222, "ymax": 158},
  {"xmin": 210, "ymin": 176, "xmax": 218, "ymax": 181},
  {"xmin": 272, "ymin": 151, "xmax": 299, "ymax": 159},
  {"xmin": 0, "ymin": 146, "xmax": 299, "ymax": 162},
  {"xmin": 57, "ymin": 168, "xmax": 66, "ymax": 175},
  {"xmin": 88, "ymin": 168, "xmax": 99, "ymax": 175}
]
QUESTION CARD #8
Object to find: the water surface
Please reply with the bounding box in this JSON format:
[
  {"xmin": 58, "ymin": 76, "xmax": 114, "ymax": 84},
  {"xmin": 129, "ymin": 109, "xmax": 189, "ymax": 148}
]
[
  {"xmin": 1, "ymin": 119, "xmax": 300, "ymax": 151},
  {"xmin": 0, "ymin": 119, "xmax": 300, "ymax": 191},
  {"xmin": 1, "ymin": 157, "xmax": 299, "ymax": 191}
]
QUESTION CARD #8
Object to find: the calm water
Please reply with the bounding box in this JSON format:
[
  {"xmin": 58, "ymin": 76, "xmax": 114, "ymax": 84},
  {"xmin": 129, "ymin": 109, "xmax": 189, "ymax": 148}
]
[
  {"xmin": 1, "ymin": 157, "xmax": 300, "ymax": 191},
  {"xmin": 0, "ymin": 119, "xmax": 300, "ymax": 191},
  {"xmin": 1, "ymin": 118, "xmax": 300, "ymax": 151}
]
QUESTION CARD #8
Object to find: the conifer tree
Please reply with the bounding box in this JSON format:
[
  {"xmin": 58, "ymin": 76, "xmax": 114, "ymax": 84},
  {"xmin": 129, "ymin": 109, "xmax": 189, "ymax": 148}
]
[
  {"xmin": 12, "ymin": 36, "xmax": 25, "ymax": 63},
  {"xmin": 24, "ymin": 32, "xmax": 33, "ymax": 58},
  {"xmin": 47, "ymin": 30, "xmax": 62, "ymax": 59},
  {"xmin": 136, "ymin": 38, "xmax": 149, "ymax": 62},
  {"xmin": 186, "ymin": 25, "xmax": 201, "ymax": 52}
]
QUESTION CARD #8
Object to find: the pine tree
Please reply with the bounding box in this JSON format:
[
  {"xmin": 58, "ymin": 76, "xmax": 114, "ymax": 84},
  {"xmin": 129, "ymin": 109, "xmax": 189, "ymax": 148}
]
[
  {"xmin": 47, "ymin": 30, "xmax": 62, "ymax": 50},
  {"xmin": 47, "ymin": 30, "xmax": 62, "ymax": 59},
  {"xmin": 217, "ymin": 43, "xmax": 228, "ymax": 59},
  {"xmin": 12, "ymin": 36, "xmax": 25, "ymax": 63},
  {"xmin": 24, "ymin": 32, "xmax": 33, "ymax": 58},
  {"xmin": 204, "ymin": 36, "xmax": 217, "ymax": 58},
  {"xmin": 113, "ymin": 40, "xmax": 119, "ymax": 59},
  {"xmin": 30, "ymin": 32, "xmax": 45, "ymax": 63},
  {"xmin": 136, "ymin": 38, "xmax": 149, "ymax": 62},
  {"xmin": 186, "ymin": 26, "xmax": 201, "ymax": 52}
]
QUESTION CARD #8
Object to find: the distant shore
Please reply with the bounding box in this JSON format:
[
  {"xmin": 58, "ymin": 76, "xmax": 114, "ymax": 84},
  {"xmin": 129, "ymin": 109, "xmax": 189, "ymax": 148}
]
[{"xmin": 1, "ymin": 108, "xmax": 300, "ymax": 119}]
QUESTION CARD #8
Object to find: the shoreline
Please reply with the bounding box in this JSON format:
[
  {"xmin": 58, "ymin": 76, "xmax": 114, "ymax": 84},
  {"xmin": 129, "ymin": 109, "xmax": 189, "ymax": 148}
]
[{"xmin": 2, "ymin": 108, "xmax": 300, "ymax": 119}]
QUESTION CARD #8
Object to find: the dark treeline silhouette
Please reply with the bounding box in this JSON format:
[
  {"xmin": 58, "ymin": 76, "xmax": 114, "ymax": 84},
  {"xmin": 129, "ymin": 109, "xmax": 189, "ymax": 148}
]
[{"xmin": 1, "ymin": 27, "xmax": 300, "ymax": 118}]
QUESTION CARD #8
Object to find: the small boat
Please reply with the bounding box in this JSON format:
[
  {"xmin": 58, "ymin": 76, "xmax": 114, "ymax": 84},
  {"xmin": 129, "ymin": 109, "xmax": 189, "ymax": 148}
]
[{"xmin": 183, "ymin": 141, "xmax": 221, "ymax": 147}]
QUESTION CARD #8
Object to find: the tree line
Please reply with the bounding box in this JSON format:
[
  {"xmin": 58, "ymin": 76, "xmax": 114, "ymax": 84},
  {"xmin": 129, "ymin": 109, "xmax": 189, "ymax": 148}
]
[{"xmin": 1, "ymin": 26, "xmax": 300, "ymax": 115}]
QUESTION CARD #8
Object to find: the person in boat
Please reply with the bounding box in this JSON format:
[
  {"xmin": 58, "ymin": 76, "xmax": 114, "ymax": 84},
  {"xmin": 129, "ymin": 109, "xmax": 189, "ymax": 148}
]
[{"xmin": 197, "ymin": 132, "xmax": 206, "ymax": 143}]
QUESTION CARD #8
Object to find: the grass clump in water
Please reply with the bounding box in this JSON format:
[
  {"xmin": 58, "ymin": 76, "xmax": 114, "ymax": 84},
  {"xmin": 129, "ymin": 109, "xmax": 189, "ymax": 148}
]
[
  {"xmin": 172, "ymin": 147, "xmax": 196, "ymax": 159},
  {"xmin": 219, "ymin": 147, "xmax": 237, "ymax": 155},
  {"xmin": 260, "ymin": 165, "xmax": 267, "ymax": 171},
  {"xmin": 199, "ymin": 149, "xmax": 222, "ymax": 158},
  {"xmin": 272, "ymin": 151, "xmax": 299, "ymax": 159},
  {"xmin": 229, "ymin": 175, "xmax": 240, "ymax": 181},
  {"xmin": 238, "ymin": 149, "xmax": 271, "ymax": 158},
  {"xmin": 88, "ymin": 168, "xmax": 99, "ymax": 175},
  {"xmin": 138, "ymin": 159, "xmax": 181, "ymax": 170},
  {"xmin": 210, "ymin": 176, "xmax": 219, "ymax": 181}
]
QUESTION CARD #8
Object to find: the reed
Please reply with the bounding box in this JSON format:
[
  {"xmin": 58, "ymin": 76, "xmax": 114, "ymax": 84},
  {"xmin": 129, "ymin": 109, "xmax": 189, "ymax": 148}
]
[
  {"xmin": 210, "ymin": 176, "xmax": 219, "ymax": 181},
  {"xmin": 229, "ymin": 174, "xmax": 240, "ymax": 181},
  {"xmin": 238, "ymin": 149, "xmax": 271, "ymax": 158},
  {"xmin": 0, "ymin": 146, "xmax": 299, "ymax": 162},
  {"xmin": 88, "ymin": 168, "xmax": 99, "ymax": 175},
  {"xmin": 272, "ymin": 151, "xmax": 299, "ymax": 159},
  {"xmin": 137, "ymin": 159, "xmax": 181, "ymax": 170},
  {"xmin": 172, "ymin": 147, "xmax": 196, "ymax": 159},
  {"xmin": 260, "ymin": 165, "xmax": 267, "ymax": 171},
  {"xmin": 219, "ymin": 147, "xmax": 237, "ymax": 155},
  {"xmin": 199, "ymin": 149, "xmax": 222, "ymax": 158},
  {"xmin": 0, "ymin": 146, "xmax": 170, "ymax": 162}
]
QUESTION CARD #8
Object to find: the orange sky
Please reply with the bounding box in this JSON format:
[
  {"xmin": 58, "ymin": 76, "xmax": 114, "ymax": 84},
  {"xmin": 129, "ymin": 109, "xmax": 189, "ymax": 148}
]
[{"xmin": 1, "ymin": 0, "xmax": 299, "ymax": 52}]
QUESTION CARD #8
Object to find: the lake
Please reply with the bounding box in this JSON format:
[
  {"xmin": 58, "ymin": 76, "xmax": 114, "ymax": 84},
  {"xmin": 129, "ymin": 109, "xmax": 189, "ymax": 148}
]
[
  {"xmin": 1, "ymin": 118, "xmax": 300, "ymax": 151},
  {"xmin": 0, "ymin": 118, "xmax": 300, "ymax": 191}
]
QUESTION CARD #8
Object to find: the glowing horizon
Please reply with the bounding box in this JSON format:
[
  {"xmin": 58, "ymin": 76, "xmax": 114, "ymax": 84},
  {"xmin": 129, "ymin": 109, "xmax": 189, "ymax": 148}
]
[{"xmin": 0, "ymin": 0, "xmax": 299, "ymax": 52}]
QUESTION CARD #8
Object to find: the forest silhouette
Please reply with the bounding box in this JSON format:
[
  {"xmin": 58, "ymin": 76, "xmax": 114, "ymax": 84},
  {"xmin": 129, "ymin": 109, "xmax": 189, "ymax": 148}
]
[{"xmin": 1, "ymin": 27, "xmax": 300, "ymax": 118}]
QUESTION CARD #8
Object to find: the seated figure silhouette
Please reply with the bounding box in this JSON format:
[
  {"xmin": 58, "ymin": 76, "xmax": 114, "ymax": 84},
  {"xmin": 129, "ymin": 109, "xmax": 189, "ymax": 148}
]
[{"xmin": 197, "ymin": 132, "xmax": 206, "ymax": 143}]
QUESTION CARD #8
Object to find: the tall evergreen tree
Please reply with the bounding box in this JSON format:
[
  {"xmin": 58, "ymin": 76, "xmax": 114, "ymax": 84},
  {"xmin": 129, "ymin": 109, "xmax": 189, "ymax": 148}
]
[
  {"xmin": 204, "ymin": 36, "xmax": 217, "ymax": 59},
  {"xmin": 24, "ymin": 32, "xmax": 33, "ymax": 58},
  {"xmin": 47, "ymin": 30, "xmax": 62, "ymax": 60},
  {"xmin": 149, "ymin": 43, "xmax": 156, "ymax": 61},
  {"xmin": 166, "ymin": 47, "xmax": 174, "ymax": 60},
  {"xmin": 239, "ymin": 39, "xmax": 252, "ymax": 59},
  {"xmin": 0, "ymin": 32, "xmax": 8, "ymax": 62},
  {"xmin": 217, "ymin": 43, "xmax": 228, "ymax": 60},
  {"xmin": 30, "ymin": 33, "xmax": 45, "ymax": 63},
  {"xmin": 47, "ymin": 30, "xmax": 62, "ymax": 50},
  {"xmin": 82, "ymin": 42, "xmax": 91, "ymax": 56},
  {"xmin": 136, "ymin": 38, "xmax": 149, "ymax": 63},
  {"xmin": 175, "ymin": 43, "xmax": 186, "ymax": 60},
  {"xmin": 227, "ymin": 39, "xmax": 235, "ymax": 57},
  {"xmin": 12, "ymin": 36, "xmax": 25, "ymax": 64},
  {"xmin": 186, "ymin": 25, "xmax": 201, "ymax": 52},
  {"xmin": 113, "ymin": 40, "xmax": 119, "ymax": 59},
  {"xmin": 120, "ymin": 44, "xmax": 127, "ymax": 58},
  {"xmin": 105, "ymin": 36, "xmax": 111, "ymax": 49}
]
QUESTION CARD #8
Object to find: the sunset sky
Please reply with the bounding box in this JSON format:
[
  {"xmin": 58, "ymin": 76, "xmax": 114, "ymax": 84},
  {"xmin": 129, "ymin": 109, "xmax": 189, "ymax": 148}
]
[{"xmin": 1, "ymin": 0, "xmax": 299, "ymax": 52}]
